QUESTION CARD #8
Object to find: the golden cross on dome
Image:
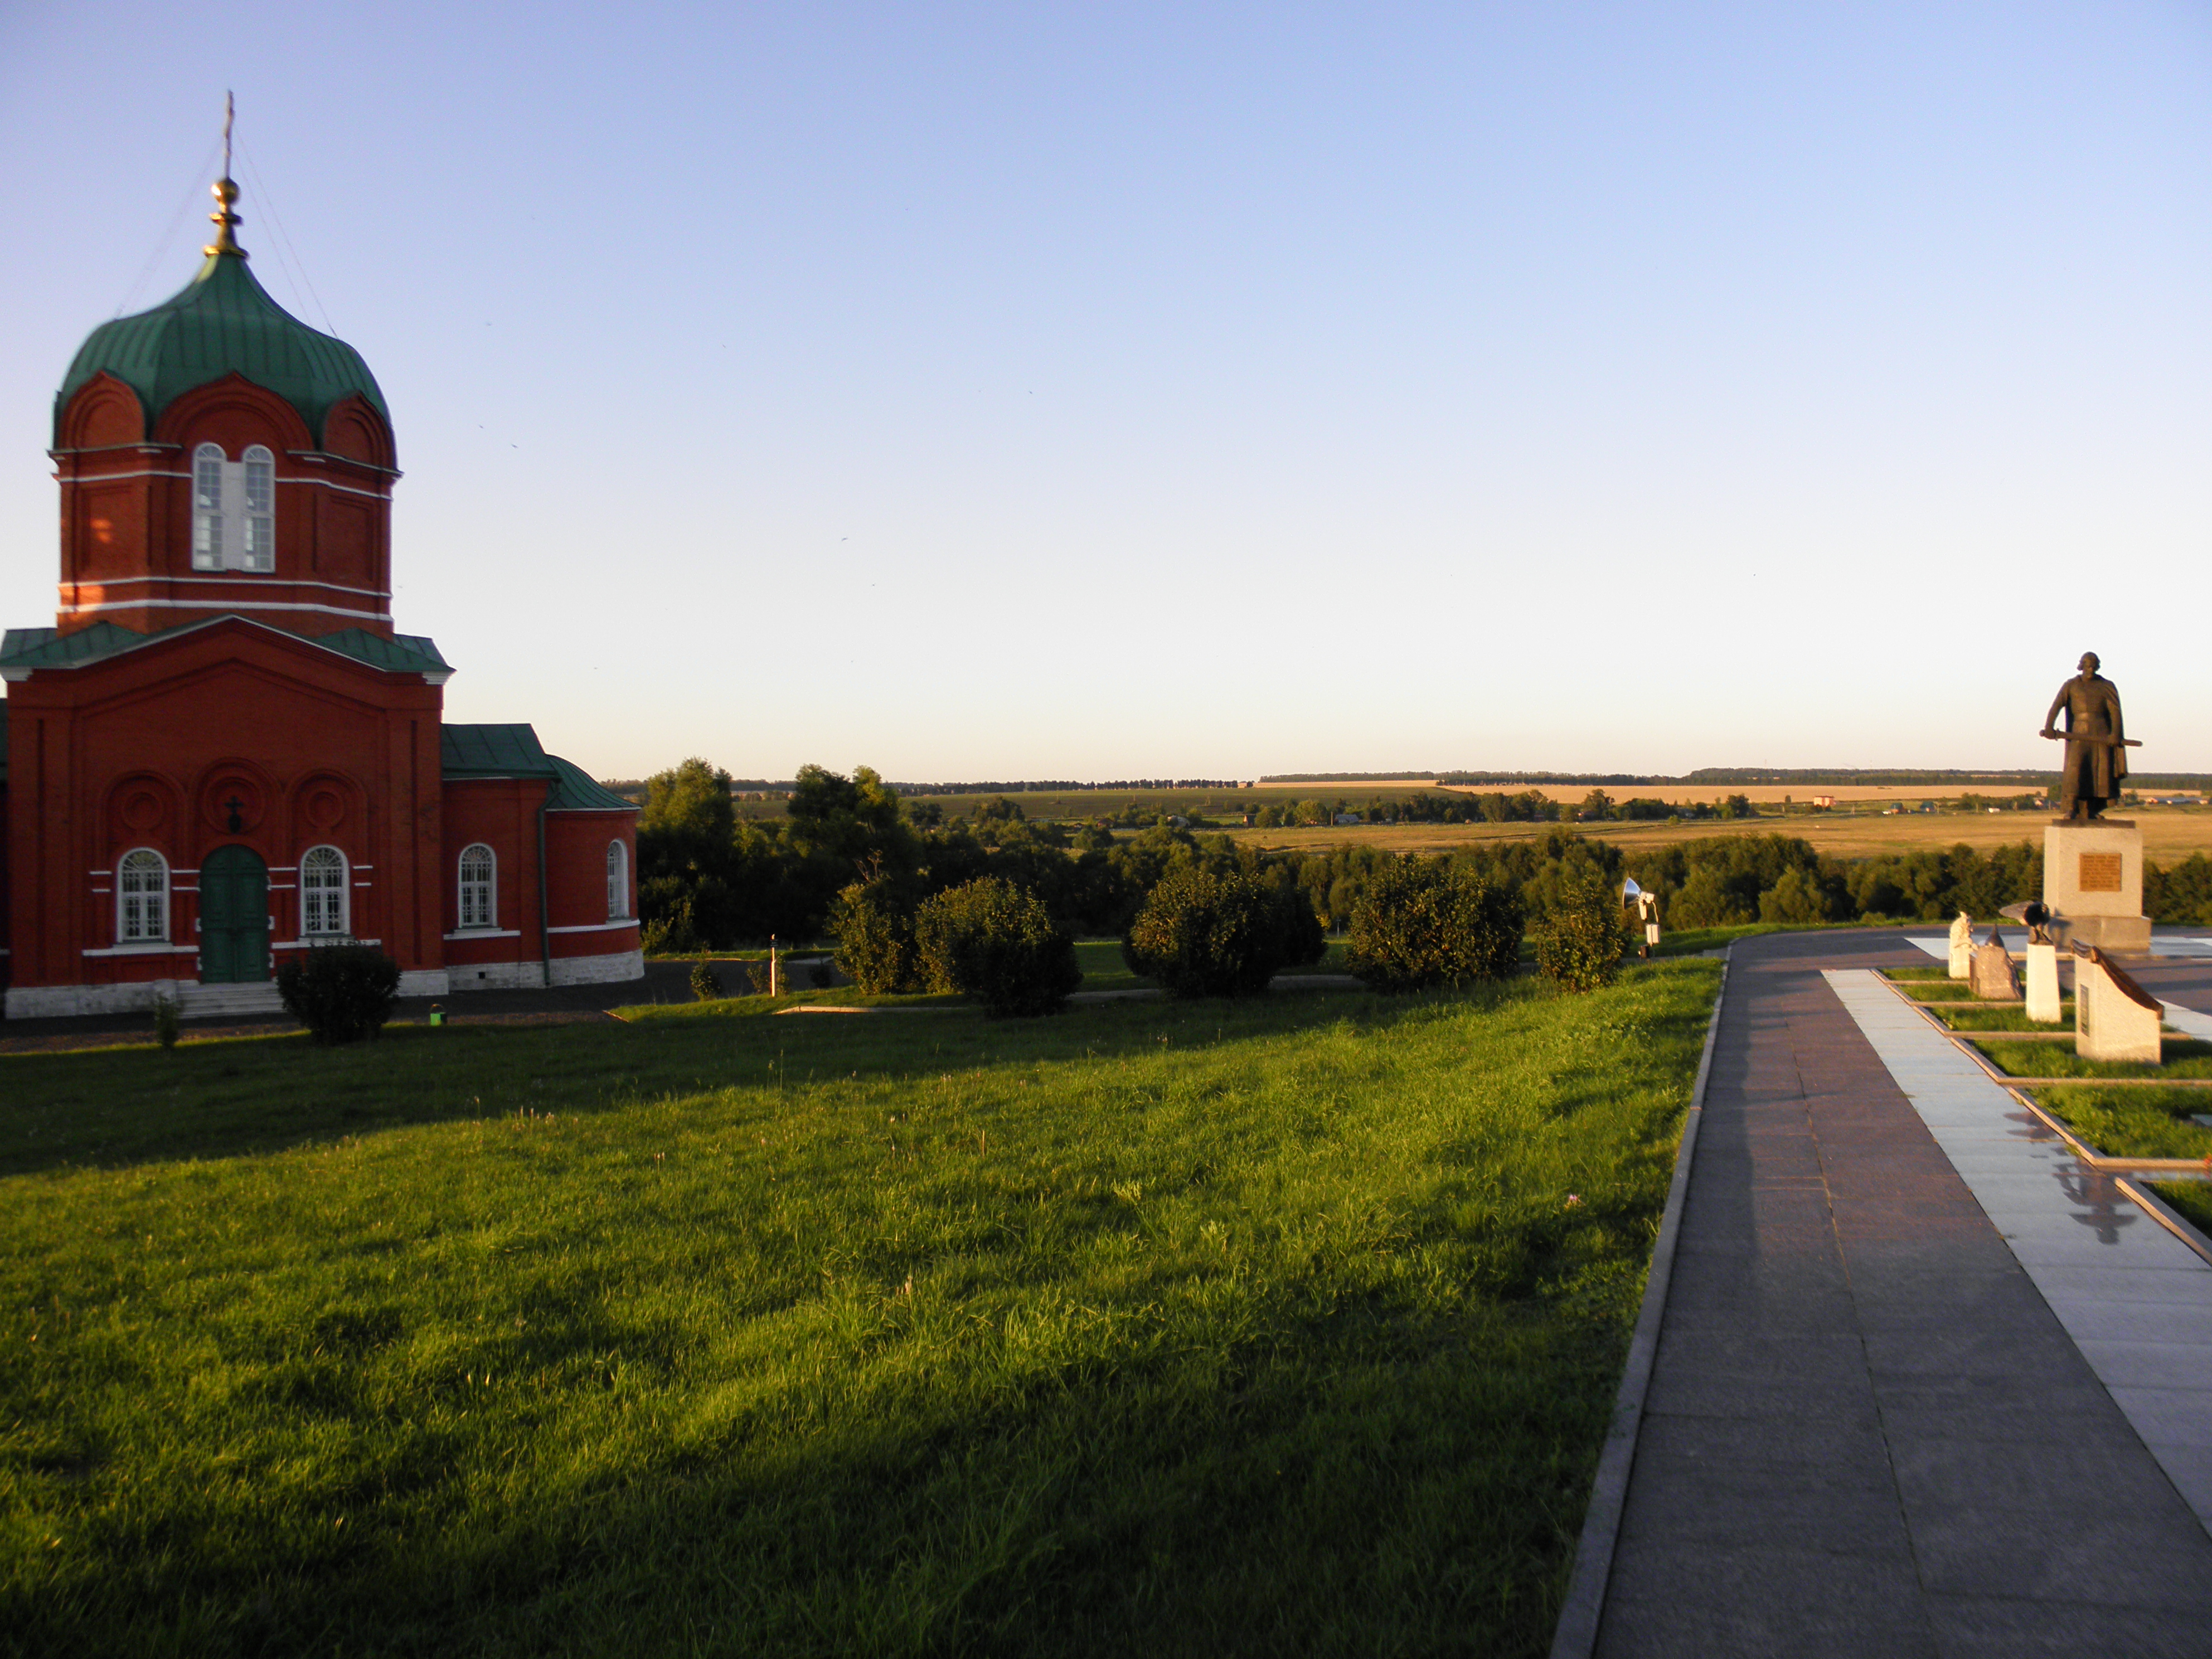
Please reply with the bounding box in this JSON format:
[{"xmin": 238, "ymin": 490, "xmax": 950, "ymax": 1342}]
[{"xmin": 205, "ymin": 92, "xmax": 246, "ymax": 259}]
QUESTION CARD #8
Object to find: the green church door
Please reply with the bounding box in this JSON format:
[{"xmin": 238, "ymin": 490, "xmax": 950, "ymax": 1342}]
[{"xmin": 200, "ymin": 845, "xmax": 270, "ymax": 984}]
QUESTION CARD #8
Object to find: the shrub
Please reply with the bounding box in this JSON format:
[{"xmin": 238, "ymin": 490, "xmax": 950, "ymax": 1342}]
[
  {"xmin": 1123, "ymin": 867, "xmax": 1314, "ymax": 998},
  {"xmin": 914, "ymin": 877, "xmax": 1081, "ymax": 1016},
  {"xmin": 152, "ymin": 993, "xmax": 180, "ymax": 1050},
  {"xmin": 688, "ymin": 962, "xmax": 723, "ymax": 1001},
  {"xmin": 831, "ymin": 877, "xmax": 922, "ymax": 993},
  {"xmin": 1346, "ymin": 859, "xmax": 1524, "ymax": 992},
  {"xmin": 276, "ymin": 942, "xmax": 402, "ymax": 1044},
  {"xmin": 1534, "ymin": 867, "xmax": 1626, "ymax": 993}
]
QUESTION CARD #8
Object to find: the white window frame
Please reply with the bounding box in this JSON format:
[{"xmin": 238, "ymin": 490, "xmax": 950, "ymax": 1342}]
[
  {"xmin": 300, "ymin": 845, "xmax": 350, "ymax": 937},
  {"xmin": 117, "ymin": 848, "xmax": 170, "ymax": 942},
  {"xmin": 192, "ymin": 443, "xmax": 225, "ymax": 570},
  {"xmin": 458, "ymin": 843, "xmax": 497, "ymax": 929},
  {"xmin": 188, "ymin": 443, "xmax": 276, "ymax": 573},
  {"xmin": 607, "ymin": 840, "xmax": 630, "ymax": 920}
]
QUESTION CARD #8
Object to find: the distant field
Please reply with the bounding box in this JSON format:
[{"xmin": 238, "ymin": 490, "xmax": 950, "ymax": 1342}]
[
  {"xmin": 689, "ymin": 782, "xmax": 2212, "ymax": 863},
  {"xmin": 1223, "ymin": 808, "xmax": 2212, "ymax": 862}
]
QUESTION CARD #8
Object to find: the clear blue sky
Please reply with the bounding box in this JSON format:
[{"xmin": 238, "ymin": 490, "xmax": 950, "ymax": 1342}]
[{"xmin": 3, "ymin": 3, "xmax": 2206, "ymax": 782}]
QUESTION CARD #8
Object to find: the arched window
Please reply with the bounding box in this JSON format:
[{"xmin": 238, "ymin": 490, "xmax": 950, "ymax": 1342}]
[
  {"xmin": 118, "ymin": 848, "xmax": 169, "ymax": 942},
  {"xmin": 192, "ymin": 443, "xmax": 225, "ymax": 570},
  {"xmin": 300, "ymin": 845, "xmax": 348, "ymax": 936},
  {"xmin": 458, "ymin": 843, "xmax": 496, "ymax": 929},
  {"xmin": 188, "ymin": 442, "xmax": 278, "ymax": 572},
  {"xmin": 241, "ymin": 445, "xmax": 275, "ymax": 571},
  {"xmin": 607, "ymin": 840, "xmax": 630, "ymax": 920}
]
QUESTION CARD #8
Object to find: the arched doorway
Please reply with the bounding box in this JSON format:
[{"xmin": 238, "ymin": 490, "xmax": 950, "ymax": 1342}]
[{"xmin": 200, "ymin": 845, "xmax": 269, "ymax": 983}]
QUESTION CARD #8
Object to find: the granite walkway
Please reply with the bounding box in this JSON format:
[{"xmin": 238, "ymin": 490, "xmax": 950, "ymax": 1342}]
[{"xmin": 1591, "ymin": 932, "xmax": 2212, "ymax": 1658}]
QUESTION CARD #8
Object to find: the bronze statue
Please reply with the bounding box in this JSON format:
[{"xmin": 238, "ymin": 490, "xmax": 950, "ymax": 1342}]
[{"xmin": 2040, "ymin": 652, "xmax": 2132, "ymax": 821}]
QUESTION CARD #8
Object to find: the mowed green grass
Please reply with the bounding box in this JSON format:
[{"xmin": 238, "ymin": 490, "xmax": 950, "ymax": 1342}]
[
  {"xmin": 2032, "ymin": 1088, "xmax": 2212, "ymax": 1161},
  {"xmin": 1973, "ymin": 1037, "xmax": 2212, "ymax": 1080},
  {"xmin": 1, "ymin": 963, "xmax": 1718, "ymax": 1658}
]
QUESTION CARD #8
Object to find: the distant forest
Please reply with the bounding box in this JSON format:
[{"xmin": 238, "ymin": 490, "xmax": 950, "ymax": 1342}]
[{"xmin": 605, "ymin": 766, "xmax": 2212, "ymax": 798}]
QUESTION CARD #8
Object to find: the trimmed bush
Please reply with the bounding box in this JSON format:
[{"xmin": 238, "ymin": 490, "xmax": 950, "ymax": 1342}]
[
  {"xmin": 276, "ymin": 942, "xmax": 401, "ymax": 1044},
  {"xmin": 830, "ymin": 877, "xmax": 921, "ymax": 993},
  {"xmin": 1346, "ymin": 859, "xmax": 1524, "ymax": 992},
  {"xmin": 913, "ymin": 877, "xmax": 1081, "ymax": 1016},
  {"xmin": 1534, "ymin": 867, "xmax": 1627, "ymax": 992},
  {"xmin": 1123, "ymin": 867, "xmax": 1317, "ymax": 998}
]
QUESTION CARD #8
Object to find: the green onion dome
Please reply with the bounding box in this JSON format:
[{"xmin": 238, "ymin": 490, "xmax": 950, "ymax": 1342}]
[{"xmin": 56, "ymin": 191, "xmax": 386, "ymax": 447}]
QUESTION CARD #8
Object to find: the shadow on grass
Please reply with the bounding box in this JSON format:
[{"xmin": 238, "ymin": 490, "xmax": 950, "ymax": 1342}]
[
  {"xmin": 0, "ymin": 973, "xmax": 1631, "ymax": 1180},
  {"xmin": 6, "ymin": 1267, "xmax": 1609, "ymax": 1659}
]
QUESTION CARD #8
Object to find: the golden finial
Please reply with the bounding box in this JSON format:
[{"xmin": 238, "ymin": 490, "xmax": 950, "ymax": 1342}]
[{"xmin": 204, "ymin": 92, "xmax": 246, "ymax": 258}]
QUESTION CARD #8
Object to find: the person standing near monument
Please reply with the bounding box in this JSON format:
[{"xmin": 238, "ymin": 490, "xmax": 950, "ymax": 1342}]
[{"xmin": 2041, "ymin": 652, "xmax": 2128, "ymax": 821}]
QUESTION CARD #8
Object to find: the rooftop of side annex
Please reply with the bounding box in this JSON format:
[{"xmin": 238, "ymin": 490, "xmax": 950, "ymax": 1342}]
[{"xmin": 0, "ymin": 132, "xmax": 625, "ymax": 816}]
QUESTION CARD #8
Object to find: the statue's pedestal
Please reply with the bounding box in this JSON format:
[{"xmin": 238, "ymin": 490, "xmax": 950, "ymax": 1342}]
[{"xmin": 2044, "ymin": 822, "xmax": 2151, "ymax": 954}]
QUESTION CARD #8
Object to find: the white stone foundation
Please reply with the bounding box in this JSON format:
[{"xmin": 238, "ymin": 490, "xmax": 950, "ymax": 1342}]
[
  {"xmin": 446, "ymin": 961, "xmax": 546, "ymax": 991},
  {"xmin": 549, "ymin": 948, "xmax": 644, "ymax": 987},
  {"xmin": 4, "ymin": 950, "xmax": 641, "ymax": 1021}
]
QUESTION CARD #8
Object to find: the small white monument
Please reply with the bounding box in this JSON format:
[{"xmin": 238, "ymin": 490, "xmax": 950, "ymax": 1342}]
[
  {"xmin": 1947, "ymin": 911, "xmax": 1974, "ymax": 980},
  {"xmin": 2074, "ymin": 945, "xmax": 2162, "ymax": 1064},
  {"xmin": 2024, "ymin": 941, "xmax": 2061, "ymax": 1024}
]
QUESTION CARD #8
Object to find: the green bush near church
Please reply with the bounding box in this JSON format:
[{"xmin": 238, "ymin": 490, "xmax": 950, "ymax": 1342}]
[
  {"xmin": 1535, "ymin": 867, "xmax": 1628, "ymax": 992},
  {"xmin": 913, "ymin": 876, "xmax": 1083, "ymax": 1016},
  {"xmin": 274, "ymin": 942, "xmax": 401, "ymax": 1043},
  {"xmin": 1120, "ymin": 866, "xmax": 1323, "ymax": 997},
  {"xmin": 1345, "ymin": 858, "xmax": 1524, "ymax": 992}
]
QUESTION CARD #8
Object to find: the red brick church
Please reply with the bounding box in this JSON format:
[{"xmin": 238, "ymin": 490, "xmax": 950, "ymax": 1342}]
[{"xmin": 0, "ymin": 167, "xmax": 640, "ymax": 1018}]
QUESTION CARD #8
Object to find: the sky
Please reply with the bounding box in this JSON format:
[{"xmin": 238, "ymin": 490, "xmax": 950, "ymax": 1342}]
[{"xmin": 2, "ymin": 2, "xmax": 2207, "ymax": 784}]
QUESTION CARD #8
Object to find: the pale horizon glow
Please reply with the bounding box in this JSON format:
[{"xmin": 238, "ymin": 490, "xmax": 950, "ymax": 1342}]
[{"xmin": 3, "ymin": 4, "xmax": 2207, "ymax": 784}]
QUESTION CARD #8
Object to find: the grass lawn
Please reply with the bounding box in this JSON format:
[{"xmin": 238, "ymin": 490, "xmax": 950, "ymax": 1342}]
[
  {"xmin": 2031, "ymin": 1088, "xmax": 2212, "ymax": 1160},
  {"xmin": 1, "ymin": 962, "xmax": 1718, "ymax": 1657},
  {"xmin": 1972, "ymin": 1038, "xmax": 2212, "ymax": 1080},
  {"xmin": 1068, "ymin": 939, "xmax": 1357, "ymax": 993},
  {"xmin": 2148, "ymin": 1181, "xmax": 2212, "ymax": 1237},
  {"xmin": 1927, "ymin": 1004, "xmax": 2075, "ymax": 1033},
  {"xmin": 1890, "ymin": 981, "xmax": 1977, "ymax": 1003}
]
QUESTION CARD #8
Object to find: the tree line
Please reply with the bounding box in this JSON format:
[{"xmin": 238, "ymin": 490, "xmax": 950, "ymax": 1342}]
[{"xmin": 636, "ymin": 759, "xmax": 2212, "ymax": 950}]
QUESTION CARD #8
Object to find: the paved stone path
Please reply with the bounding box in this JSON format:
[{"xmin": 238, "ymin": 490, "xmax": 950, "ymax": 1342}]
[{"xmin": 1593, "ymin": 932, "xmax": 2212, "ymax": 1658}]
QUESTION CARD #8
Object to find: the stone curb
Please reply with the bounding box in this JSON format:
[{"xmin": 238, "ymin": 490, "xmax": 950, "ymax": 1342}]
[{"xmin": 1546, "ymin": 947, "xmax": 1731, "ymax": 1659}]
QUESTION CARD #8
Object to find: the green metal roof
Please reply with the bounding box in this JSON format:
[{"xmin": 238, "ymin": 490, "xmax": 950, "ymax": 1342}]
[
  {"xmin": 0, "ymin": 618, "xmax": 445, "ymax": 678},
  {"xmin": 545, "ymin": 754, "xmax": 634, "ymax": 811},
  {"xmin": 439, "ymin": 728, "xmax": 632, "ymax": 811},
  {"xmin": 0, "ymin": 622, "xmax": 144, "ymax": 671},
  {"xmin": 441, "ymin": 723, "xmax": 555, "ymax": 778},
  {"xmin": 56, "ymin": 250, "xmax": 388, "ymax": 447},
  {"xmin": 318, "ymin": 629, "xmax": 449, "ymax": 676}
]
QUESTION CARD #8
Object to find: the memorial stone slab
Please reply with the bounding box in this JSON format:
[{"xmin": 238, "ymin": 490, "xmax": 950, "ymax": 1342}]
[
  {"xmin": 1968, "ymin": 930, "xmax": 2021, "ymax": 1000},
  {"xmin": 2075, "ymin": 945, "xmax": 2162, "ymax": 1064}
]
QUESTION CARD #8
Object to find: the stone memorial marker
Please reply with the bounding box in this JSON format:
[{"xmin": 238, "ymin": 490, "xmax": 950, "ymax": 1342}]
[
  {"xmin": 2039, "ymin": 652, "xmax": 2151, "ymax": 952},
  {"xmin": 2024, "ymin": 942, "xmax": 2062, "ymax": 1023},
  {"xmin": 1948, "ymin": 911, "xmax": 1974, "ymax": 979},
  {"xmin": 2000, "ymin": 900, "xmax": 2064, "ymax": 1023},
  {"xmin": 1968, "ymin": 928, "xmax": 2021, "ymax": 1001},
  {"xmin": 2074, "ymin": 944, "xmax": 2162, "ymax": 1064}
]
